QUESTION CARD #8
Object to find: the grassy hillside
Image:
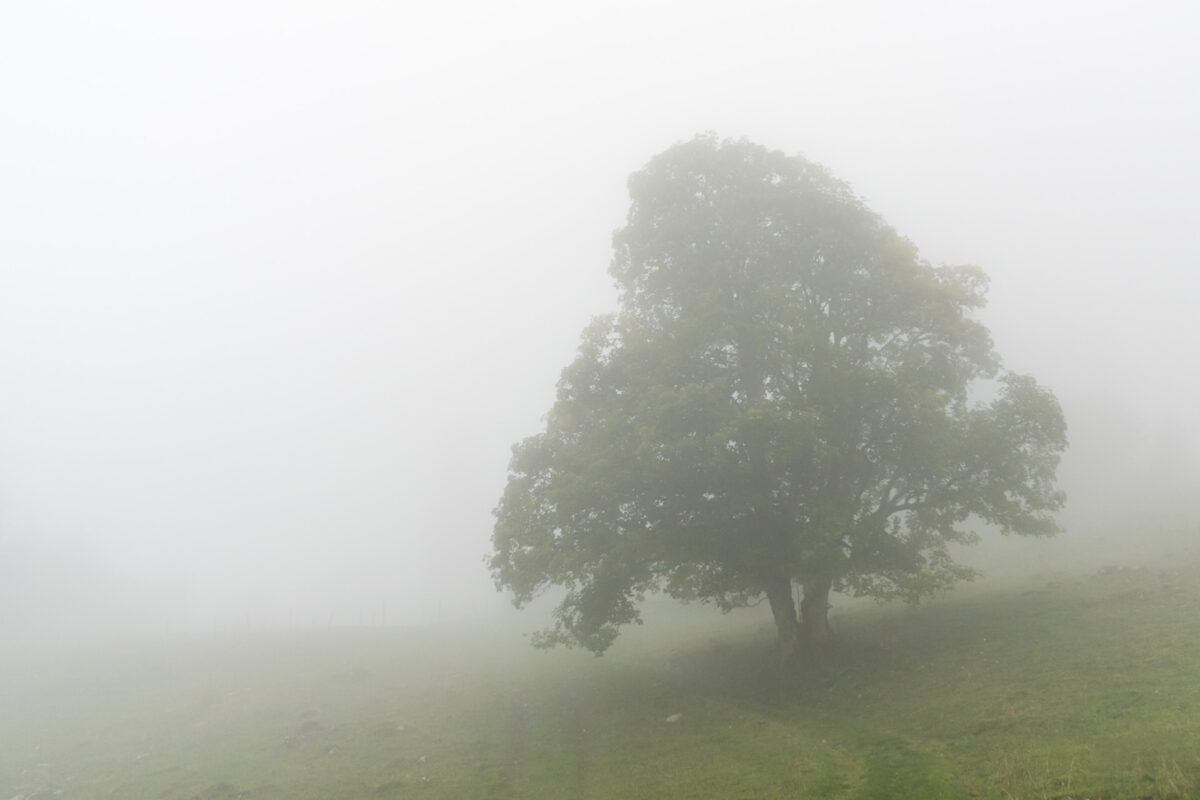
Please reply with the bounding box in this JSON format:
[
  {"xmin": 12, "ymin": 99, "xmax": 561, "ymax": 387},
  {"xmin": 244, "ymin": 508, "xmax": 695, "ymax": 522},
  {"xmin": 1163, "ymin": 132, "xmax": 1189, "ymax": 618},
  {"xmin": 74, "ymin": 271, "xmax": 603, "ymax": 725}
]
[{"xmin": 5, "ymin": 550, "xmax": 1200, "ymax": 799}]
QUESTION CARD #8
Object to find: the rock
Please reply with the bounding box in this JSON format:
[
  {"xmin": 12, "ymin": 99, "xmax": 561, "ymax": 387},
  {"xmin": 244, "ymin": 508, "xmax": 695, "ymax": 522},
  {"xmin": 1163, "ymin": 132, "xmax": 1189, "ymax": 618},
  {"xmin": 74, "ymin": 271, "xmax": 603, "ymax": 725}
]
[{"xmin": 665, "ymin": 713, "xmax": 683, "ymax": 723}]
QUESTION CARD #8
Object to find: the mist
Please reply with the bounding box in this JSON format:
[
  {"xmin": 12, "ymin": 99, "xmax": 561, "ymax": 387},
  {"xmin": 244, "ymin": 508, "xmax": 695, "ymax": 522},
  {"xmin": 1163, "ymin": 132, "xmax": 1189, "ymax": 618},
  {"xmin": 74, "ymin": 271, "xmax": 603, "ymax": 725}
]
[{"xmin": 2, "ymin": 0, "xmax": 1198, "ymax": 644}]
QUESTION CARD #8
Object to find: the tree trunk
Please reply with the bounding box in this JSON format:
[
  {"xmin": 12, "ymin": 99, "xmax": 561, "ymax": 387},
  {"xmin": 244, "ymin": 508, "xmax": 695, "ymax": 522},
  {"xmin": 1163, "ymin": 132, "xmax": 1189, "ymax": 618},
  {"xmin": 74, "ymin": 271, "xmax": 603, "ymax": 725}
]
[
  {"xmin": 765, "ymin": 574, "xmax": 801, "ymax": 667},
  {"xmin": 800, "ymin": 576, "xmax": 833, "ymax": 646}
]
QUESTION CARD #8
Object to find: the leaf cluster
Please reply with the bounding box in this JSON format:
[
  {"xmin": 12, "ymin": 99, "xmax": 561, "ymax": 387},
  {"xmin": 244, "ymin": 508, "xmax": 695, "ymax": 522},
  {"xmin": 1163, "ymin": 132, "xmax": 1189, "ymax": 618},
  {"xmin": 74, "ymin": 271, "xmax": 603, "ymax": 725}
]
[{"xmin": 490, "ymin": 135, "xmax": 1066, "ymax": 652}]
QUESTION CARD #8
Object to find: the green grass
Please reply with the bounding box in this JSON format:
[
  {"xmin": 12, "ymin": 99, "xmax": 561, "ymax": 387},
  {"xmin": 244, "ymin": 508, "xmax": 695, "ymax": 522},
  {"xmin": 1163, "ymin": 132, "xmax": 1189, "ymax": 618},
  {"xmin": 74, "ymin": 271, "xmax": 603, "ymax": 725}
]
[{"xmin": 5, "ymin": 555, "xmax": 1200, "ymax": 799}]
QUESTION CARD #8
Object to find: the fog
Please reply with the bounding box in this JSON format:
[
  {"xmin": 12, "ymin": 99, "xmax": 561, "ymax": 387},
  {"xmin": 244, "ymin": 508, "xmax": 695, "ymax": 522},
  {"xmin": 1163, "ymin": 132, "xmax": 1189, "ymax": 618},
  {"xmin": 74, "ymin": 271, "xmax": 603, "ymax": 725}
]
[{"xmin": 2, "ymin": 1, "xmax": 1197, "ymax": 641}]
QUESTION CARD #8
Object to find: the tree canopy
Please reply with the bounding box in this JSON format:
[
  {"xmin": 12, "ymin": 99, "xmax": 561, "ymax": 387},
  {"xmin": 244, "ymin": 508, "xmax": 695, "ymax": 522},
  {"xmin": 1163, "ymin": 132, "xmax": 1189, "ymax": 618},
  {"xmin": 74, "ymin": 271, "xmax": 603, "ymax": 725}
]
[{"xmin": 490, "ymin": 135, "xmax": 1066, "ymax": 662}]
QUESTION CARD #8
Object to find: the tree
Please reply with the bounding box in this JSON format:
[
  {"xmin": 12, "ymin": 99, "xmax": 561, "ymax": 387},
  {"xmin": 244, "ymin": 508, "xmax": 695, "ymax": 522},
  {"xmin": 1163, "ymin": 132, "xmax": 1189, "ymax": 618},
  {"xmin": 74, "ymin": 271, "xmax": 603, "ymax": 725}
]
[{"xmin": 490, "ymin": 135, "xmax": 1066, "ymax": 665}]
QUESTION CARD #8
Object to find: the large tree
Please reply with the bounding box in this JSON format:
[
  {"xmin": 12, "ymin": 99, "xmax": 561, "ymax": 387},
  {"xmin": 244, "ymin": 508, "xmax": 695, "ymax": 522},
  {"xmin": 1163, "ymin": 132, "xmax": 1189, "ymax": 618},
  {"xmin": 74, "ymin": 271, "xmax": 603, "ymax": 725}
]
[{"xmin": 490, "ymin": 135, "xmax": 1066, "ymax": 664}]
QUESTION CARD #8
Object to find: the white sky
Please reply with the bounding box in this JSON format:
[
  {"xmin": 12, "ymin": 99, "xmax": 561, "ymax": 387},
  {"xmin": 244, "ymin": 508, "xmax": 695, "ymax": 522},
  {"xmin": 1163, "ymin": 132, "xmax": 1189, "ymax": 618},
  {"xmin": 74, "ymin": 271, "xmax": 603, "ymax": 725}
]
[{"xmin": 2, "ymin": 1, "xmax": 1198, "ymax": 635}]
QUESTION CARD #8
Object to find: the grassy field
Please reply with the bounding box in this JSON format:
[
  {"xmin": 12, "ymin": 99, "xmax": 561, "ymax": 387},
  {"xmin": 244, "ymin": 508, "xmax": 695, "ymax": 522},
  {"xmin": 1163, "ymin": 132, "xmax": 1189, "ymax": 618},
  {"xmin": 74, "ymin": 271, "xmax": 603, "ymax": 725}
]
[{"xmin": 5, "ymin": 545, "xmax": 1200, "ymax": 799}]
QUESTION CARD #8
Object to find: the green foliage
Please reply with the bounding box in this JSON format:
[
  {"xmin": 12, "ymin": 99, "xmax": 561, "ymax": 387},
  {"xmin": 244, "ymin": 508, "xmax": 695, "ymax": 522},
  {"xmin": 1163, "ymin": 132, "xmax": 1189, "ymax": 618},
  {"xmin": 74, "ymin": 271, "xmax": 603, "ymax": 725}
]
[{"xmin": 491, "ymin": 134, "xmax": 1067, "ymax": 652}]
